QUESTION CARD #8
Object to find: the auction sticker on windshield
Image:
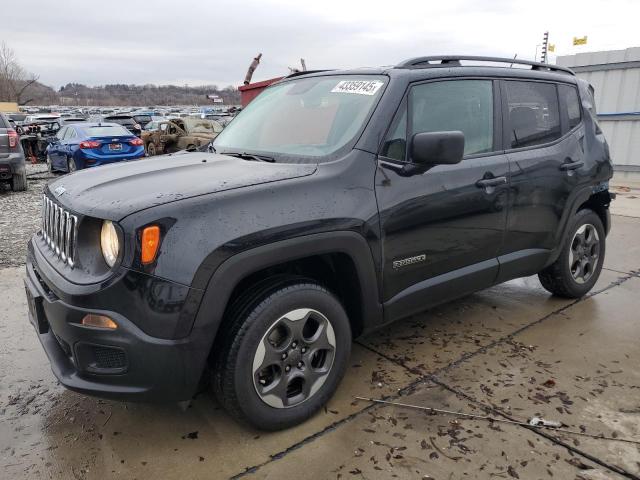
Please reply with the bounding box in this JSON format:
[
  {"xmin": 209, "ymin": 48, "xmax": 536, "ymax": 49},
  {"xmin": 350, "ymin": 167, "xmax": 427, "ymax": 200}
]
[{"xmin": 331, "ymin": 80, "xmax": 384, "ymax": 95}]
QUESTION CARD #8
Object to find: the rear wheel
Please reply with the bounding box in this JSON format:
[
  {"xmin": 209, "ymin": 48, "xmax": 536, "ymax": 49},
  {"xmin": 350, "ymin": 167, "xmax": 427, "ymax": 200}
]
[
  {"xmin": 146, "ymin": 143, "xmax": 156, "ymax": 156},
  {"xmin": 11, "ymin": 170, "xmax": 27, "ymax": 191},
  {"xmin": 212, "ymin": 277, "xmax": 352, "ymax": 430},
  {"xmin": 67, "ymin": 157, "xmax": 77, "ymax": 173},
  {"xmin": 538, "ymin": 209, "xmax": 605, "ymax": 298}
]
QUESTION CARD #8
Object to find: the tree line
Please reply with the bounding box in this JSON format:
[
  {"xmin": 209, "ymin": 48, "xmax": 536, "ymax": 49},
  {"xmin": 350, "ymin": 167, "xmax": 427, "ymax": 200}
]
[{"xmin": 0, "ymin": 41, "xmax": 240, "ymax": 106}]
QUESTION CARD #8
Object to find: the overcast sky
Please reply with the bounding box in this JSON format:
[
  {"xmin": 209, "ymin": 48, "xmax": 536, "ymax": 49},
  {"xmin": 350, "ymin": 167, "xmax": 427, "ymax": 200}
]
[{"xmin": 2, "ymin": 0, "xmax": 638, "ymax": 89}]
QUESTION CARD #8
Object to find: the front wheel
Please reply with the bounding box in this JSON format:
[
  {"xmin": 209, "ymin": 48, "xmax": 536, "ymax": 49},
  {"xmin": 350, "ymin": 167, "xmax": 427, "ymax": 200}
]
[
  {"xmin": 212, "ymin": 277, "xmax": 352, "ymax": 430},
  {"xmin": 538, "ymin": 208, "xmax": 605, "ymax": 298}
]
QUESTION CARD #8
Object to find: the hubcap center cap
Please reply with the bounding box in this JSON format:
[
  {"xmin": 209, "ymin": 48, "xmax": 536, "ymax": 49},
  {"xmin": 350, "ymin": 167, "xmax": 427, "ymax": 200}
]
[{"xmin": 287, "ymin": 347, "xmax": 303, "ymax": 366}]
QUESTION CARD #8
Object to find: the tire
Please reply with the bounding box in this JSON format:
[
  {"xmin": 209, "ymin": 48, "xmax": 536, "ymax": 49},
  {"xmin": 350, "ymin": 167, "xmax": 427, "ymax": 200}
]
[
  {"xmin": 538, "ymin": 209, "xmax": 605, "ymax": 298},
  {"xmin": 212, "ymin": 276, "xmax": 352, "ymax": 430},
  {"xmin": 147, "ymin": 143, "xmax": 156, "ymax": 156},
  {"xmin": 11, "ymin": 170, "xmax": 27, "ymax": 191},
  {"xmin": 67, "ymin": 157, "xmax": 78, "ymax": 173}
]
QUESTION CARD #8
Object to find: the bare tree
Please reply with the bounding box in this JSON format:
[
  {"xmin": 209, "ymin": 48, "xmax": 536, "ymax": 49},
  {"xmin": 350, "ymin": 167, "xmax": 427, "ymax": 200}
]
[{"xmin": 0, "ymin": 42, "xmax": 39, "ymax": 105}]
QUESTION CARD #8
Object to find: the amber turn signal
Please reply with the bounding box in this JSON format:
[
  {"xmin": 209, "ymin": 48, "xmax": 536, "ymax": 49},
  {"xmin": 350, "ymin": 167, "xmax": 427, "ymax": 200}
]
[
  {"xmin": 141, "ymin": 225, "xmax": 161, "ymax": 264},
  {"xmin": 82, "ymin": 314, "xmax": 117, "ymax": 329}
]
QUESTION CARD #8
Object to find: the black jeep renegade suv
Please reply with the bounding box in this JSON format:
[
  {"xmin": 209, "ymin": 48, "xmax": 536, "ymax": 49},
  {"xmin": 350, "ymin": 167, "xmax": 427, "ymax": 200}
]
[{"xmin": 25, "ymin": 56, "xmax": 614, "ymax": 430}]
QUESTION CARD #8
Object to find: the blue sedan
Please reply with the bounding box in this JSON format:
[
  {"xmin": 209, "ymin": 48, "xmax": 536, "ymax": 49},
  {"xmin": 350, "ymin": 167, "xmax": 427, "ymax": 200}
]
[{"xmin": 46, "ymin": 122, "xmax": 145, "ymax": 173}]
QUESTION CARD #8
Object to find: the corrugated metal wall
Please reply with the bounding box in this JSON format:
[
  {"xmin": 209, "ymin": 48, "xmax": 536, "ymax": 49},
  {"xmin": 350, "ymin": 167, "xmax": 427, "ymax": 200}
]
[{"xmin": 558, "ymin": 48, "xmax": 640, "ymax": 170}]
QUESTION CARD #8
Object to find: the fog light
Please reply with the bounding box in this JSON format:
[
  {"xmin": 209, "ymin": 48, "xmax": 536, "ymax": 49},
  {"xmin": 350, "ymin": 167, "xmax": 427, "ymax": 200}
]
[{"xmin": 82, "ymin": 314, "xmax": 117, "ymax": 329}]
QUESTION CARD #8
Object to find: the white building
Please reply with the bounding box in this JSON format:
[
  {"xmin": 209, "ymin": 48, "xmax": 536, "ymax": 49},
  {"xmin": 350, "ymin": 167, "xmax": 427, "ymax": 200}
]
[{"xmin": 557, "ymin": 47, "xmax": 640, "ymax": 171}]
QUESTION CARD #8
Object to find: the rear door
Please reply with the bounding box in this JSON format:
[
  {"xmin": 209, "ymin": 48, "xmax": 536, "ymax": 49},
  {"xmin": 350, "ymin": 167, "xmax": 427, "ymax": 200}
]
[
  {"xmin": 376, "ymin": 78, "xmax": 510, "ymax": 320},
  {"xmin": 498, "ymin": 79, "xmax": 580, "ymax": 280}
]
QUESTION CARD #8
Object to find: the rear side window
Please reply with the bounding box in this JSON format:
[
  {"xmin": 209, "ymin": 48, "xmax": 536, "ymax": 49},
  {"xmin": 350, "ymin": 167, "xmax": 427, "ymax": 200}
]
[
  {"xmin": 0, "ymin": 114, "xmax": 7, "ymax": 128},
  {"xmin": 410, "ymin": 80, "xmax": 494, "ymax": 156},
  {"xmin": 559, "ymin": 84, "xmax": 582, "ymax": 130},
  {"xmin": 504, "ymin": 81, "xmax": 560, "ymax": 149}
]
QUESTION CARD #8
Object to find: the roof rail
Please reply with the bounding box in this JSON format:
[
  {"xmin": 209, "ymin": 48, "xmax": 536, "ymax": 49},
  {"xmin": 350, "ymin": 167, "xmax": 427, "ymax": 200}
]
[{"xmin": 395, "ymin": 56, "xmax": 574, "ymax": 75}]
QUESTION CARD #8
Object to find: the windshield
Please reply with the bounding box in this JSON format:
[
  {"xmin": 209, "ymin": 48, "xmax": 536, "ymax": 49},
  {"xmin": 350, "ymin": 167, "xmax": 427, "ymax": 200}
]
[{"xmin": 214, "ymin": 75, "xmax": 386, "ymax": 160}]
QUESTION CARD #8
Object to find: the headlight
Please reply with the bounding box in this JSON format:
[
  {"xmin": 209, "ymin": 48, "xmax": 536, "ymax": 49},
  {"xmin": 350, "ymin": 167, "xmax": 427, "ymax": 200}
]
[{"xmin": 100, "ymin": 220, "xmax": 120, "ymax": 267}]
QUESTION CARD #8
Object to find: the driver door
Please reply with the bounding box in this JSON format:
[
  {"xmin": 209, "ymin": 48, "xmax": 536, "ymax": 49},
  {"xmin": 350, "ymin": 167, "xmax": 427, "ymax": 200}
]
[{"xmin": 375, "ymin": 78, "xmax": 510, "ymax": 321}]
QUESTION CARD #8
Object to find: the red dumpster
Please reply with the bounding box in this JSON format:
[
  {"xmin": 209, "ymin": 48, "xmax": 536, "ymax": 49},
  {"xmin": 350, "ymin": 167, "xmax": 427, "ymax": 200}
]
[{"xmin": 238, "ymin": 77, "xmax": 283, "ymax": 107}]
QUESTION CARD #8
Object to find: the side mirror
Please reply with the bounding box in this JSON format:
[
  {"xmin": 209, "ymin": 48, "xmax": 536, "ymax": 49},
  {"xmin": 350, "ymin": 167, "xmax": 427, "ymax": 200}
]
[{"xmin": 410, "ymin": 131, "xmax": 465, "ymax": 166}]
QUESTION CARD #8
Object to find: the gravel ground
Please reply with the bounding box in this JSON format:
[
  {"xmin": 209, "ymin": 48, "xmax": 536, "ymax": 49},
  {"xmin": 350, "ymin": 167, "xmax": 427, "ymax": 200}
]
[{"xmin": 0, "ymin": 163, "xmax": 57, "ymax": 268}]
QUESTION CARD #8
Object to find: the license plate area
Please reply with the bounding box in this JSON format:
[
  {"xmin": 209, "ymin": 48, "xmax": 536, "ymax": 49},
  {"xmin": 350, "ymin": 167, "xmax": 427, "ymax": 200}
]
[
  {"xmin": 108, "ymin": 143, "xmax": 122, "ymax": 151},
  {"xmin": 25, "ymin": 285, "xmax": 49, "ymax": 334}
]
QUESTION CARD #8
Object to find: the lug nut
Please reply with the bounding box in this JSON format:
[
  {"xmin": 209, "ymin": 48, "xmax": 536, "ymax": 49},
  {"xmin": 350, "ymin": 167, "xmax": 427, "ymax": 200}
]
[
  {"xmin": 301, "ymin": 347, "xmax": 307, "ymax": 354},
  {"xmin": 285, "ymin": 365, "xmax": 291, "ymax": 372},
  {"xmin": 281, "ymin": 352, "xmax": 288, "ymax": 360},
  {"xmin": 297, "ymin": 361, "xmax": 303, "ymax": 369},
  {"xmin": 291, "ymin": 341, "xmax": 298, "ymax": 348}
]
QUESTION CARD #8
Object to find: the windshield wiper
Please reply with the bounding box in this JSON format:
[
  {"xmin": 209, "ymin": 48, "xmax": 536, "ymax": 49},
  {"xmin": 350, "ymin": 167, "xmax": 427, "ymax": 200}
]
[{"xmin": 222, "ymin": 151, "xmax": 275, "ymax": 163}]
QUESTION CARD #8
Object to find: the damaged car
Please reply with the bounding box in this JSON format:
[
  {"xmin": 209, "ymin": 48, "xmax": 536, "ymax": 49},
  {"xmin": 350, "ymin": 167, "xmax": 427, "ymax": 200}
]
[
  {"xmin": 143, "ymin": 117, "xmax": 223, "ymax": 156},
  {"xmin": 24, "ymin": 56, "xmax": 614, "ymax": 431}
]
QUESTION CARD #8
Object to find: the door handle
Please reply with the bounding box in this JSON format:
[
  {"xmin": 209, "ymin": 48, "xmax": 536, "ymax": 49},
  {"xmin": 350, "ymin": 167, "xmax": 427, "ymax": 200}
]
[
  {"xmin": 559, "ymin": 160, "xmax": 584, "ymax": 171},
  {"xmin": 476, "ymin": 176, "xmax": 507, "ymax": 189}
]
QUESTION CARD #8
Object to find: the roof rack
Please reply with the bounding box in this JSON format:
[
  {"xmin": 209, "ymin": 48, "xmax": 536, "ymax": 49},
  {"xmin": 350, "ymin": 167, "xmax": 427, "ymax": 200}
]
[{"xmin": 395, "ymin": 56, "xmax": 574, "ymax": 75}]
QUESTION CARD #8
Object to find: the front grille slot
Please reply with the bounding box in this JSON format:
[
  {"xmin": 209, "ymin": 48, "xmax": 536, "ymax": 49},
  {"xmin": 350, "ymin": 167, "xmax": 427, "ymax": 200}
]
[
  {"xmin": 41, "ymin": 195, "xmax": 78, "ymax": 268},
  {"xmin": 92, "ymin": 346, "xmax": 127, "ymax": 370}
]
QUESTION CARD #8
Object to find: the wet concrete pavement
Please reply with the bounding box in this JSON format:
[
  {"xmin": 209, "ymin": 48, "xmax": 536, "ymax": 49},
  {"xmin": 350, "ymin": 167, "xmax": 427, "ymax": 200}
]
[{"xmin": 1, "ymin": 202, "xmax": 639, "ymax": 479}]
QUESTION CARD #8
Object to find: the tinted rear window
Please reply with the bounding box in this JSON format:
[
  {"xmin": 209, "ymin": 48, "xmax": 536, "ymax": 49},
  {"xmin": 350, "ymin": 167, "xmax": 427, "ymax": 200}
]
[
  {"xmin": 133, "ymin": 115, "xmax": 152, "ymax": 124},
  {"xmin": 105, "ymin": 117, "xmax": 135, "ymax": 126},
  {"xmin": 0, "ymin": 114, "xmax": 7, "ymax": 128},
  {"xmin": 83, "ymin": 126, "xmax": 131, "ymax": 137},
  {"xmin": 505, "ymin": 81, "xmax": 561, "ymax": 149}
]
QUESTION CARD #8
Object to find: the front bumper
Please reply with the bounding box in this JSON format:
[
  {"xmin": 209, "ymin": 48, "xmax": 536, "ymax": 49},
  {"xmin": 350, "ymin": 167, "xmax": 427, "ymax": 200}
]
[{"xmin": 25, "ymin": 238, "xmax": 209, "ymax": 402}]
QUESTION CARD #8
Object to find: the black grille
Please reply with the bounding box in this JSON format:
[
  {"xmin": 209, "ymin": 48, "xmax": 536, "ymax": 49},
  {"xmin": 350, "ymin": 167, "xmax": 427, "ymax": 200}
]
[
  {"xmin": 41, "ymin": 195, "xmax": 78, "ymax": 267},
  {"xmin": 92, "ymin": 346, "xmax": 127, "ymax": 369}
]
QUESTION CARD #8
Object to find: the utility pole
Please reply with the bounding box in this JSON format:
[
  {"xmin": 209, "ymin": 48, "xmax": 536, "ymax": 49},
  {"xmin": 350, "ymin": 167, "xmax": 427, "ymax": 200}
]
[{"xmin": 541, "ymin": 31, "xmax": 549, "ymax": 64}]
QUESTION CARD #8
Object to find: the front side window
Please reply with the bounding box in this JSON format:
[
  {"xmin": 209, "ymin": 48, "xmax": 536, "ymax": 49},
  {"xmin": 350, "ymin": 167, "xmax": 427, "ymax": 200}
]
[
  {"xmin": 410, "ymin": 80, "xmax": 494, "ymax": 156},
  {"xmin": 505, "ymin": 81, "xmax": 561, "ymax": 148},
  {"xmin": 559, "ymin": 84, "xmax": 582, "ymax": 130},
  {"xmin": 214, "ymin": 75, "xmax": 387, "ymax": 161}
]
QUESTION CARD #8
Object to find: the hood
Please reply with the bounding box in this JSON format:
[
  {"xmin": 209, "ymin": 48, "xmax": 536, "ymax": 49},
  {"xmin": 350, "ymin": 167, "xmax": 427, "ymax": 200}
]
[{"xmin": 48, "ymin": 152, "xmax": 316, "ymax": 220}]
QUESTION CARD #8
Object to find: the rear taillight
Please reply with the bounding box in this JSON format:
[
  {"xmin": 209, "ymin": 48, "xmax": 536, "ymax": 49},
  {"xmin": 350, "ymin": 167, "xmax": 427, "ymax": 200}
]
[
  {"xmin": 129, "ymin": 138, "xmax": 143, "ymax": 146},
  {"xmin": 80, "ymin": 140, "xmax": 101, "ymax": 149},
  {"xmin": 8, "ymin": 129, "xmax": 18, "ymax": 149}
]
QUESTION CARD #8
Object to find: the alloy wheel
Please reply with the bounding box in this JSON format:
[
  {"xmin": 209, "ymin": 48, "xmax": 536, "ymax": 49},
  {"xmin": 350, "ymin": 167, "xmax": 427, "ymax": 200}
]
[
  {"xmin": 569, "ymin": 223, "xmax": 600, "ymax": 284},
  {"xmin": 252, "ymin": 308, "xmax": 336, "ymax": 408}
]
